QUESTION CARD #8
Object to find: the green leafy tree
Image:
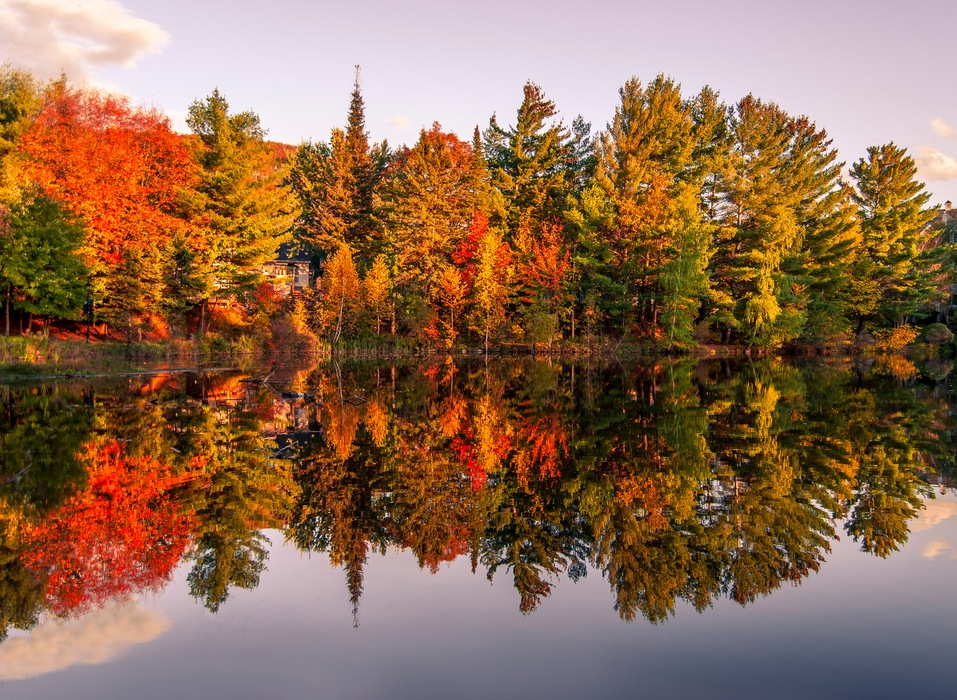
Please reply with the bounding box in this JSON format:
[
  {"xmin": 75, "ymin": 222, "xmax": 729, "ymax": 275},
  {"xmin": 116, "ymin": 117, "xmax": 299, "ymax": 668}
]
[
  {"xmin": 0, "ymin": 189, "xmax": 86, "ymax": 335},
  {"xmin": 0, "ymin": 65, "xmax": 42, "ymax": 197}
]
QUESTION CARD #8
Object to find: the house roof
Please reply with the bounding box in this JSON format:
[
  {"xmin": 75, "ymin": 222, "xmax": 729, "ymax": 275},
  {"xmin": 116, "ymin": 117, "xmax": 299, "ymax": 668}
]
[{"xmin": 273, "ymin": 242, "xmax": 311, "ymax": 264}]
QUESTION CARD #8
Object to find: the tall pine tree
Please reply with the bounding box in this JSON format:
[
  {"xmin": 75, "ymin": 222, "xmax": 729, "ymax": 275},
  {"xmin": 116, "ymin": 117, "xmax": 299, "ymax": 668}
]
[
  {"xmin": 186, "ymin": 89, "xmax": 295, "ymax": 313},
  {"xmin": 849, "ymin": 143, "xmax": 937, "ymax": 328},
  {"xmin": 290, "ymin": 67, "xmax": 388, "ymax": 265},
  {"xmin": 707, "ymin": 97, "xmax": 844, "ymax": 349},
  {"xmin": 591, "ymin": 76, "xmax": 715, "ymax": 347},
  {"xmin": 484, "ymin": 82, "xmax": 574, "ymax": 234}
]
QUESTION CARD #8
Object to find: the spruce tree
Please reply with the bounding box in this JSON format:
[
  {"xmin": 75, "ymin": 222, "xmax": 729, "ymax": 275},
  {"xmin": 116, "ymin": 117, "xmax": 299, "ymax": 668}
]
[
  {"xmin": 468, "ymin": 125, "xmax": 500, "ymax": 217},
  {"xmin": 290, "ymin": 67, "xmax": 387, "ymax": 266},
  {"xmin": 0, "ymin": 190, "xmax": 87, "ymax": 335}
]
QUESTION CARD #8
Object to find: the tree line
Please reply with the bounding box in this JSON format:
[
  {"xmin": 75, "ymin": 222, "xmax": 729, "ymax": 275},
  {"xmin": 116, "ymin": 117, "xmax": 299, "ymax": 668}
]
[{"xmin": 1, "ymin": 64, "xmax": 951, "ymax": 350}]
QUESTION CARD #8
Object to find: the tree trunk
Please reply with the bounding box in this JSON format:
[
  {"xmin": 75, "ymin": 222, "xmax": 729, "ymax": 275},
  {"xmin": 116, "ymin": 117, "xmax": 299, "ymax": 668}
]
[
  {"xmin": 4, "ymin": 284, "xmax": 9, "ymax": 337},
  {"xmin": 334, "ymin": 276, "xmax": 345, "ymax": 346}
]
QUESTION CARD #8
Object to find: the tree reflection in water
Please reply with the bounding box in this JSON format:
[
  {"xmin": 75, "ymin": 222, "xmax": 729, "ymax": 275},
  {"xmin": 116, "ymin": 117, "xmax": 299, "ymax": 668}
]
[{"xmin": 0, "ymin": 357, "xmax": 952, "ymax": 635}]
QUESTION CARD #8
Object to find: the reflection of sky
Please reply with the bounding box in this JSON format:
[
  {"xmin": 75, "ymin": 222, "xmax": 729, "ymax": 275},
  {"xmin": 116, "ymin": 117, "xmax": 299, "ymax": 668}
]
[
  {"xmin": 5, "ymin": 493, "xmax": 957, "ymax": 699},
  {"xmin": 914, "ymin": 499, "xmax": 957, "ymax": 559},
  {"xmin": 0, "ymin": 601, "xmax": 168, "ymax": 681}
]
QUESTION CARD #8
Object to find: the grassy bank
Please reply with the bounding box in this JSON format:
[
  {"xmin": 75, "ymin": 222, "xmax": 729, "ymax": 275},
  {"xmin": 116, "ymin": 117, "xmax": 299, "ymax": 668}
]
[{"xmin": 0, "ymin": 336, "xmax": 195, "ymax": 377}]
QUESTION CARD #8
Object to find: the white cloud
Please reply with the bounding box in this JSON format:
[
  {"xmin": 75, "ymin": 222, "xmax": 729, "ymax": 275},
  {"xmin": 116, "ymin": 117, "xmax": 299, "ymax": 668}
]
[
  {"xmin": 0, "ymin": 601, "xmax": 169, "ymax": 681},
  {"xmin": 388, "ymin": 115, "xmax": 412, "ymax": 131},
  {"xmin": 0, "ymin": 0, "xmax": 169, "ymax": 82},
  {"xmin": 915, "ymin": 147, "xmax": 957, "ymax": 181},
  {"xmin": 931, "ymin": 118, "xmax": 957, "ymax": 139}
]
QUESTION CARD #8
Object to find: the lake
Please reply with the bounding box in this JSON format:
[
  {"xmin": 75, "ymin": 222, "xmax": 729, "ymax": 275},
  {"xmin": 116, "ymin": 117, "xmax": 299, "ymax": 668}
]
[{"xmin": 1, "ymin": 356, "xmax": 955, "ymax": 699}]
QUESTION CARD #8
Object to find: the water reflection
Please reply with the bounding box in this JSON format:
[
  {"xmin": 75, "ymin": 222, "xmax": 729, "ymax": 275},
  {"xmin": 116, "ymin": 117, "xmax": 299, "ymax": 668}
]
[{"xmin": 0, "ymin": 357, "xmax": 953, "ymax": 639}]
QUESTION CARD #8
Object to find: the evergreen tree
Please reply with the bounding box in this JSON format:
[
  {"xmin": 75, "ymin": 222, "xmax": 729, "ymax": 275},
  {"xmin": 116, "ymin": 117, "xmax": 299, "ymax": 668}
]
[
  {"xmin": 109, "ymin": 244, "xmax": 165, "ymax": 344},
  {"xmin": 591, "ymin": 76, "xmax": 714, "ymax": 347},
  {"xmin": 290, "ymin": 67, "xmax": 388, "ymax": 265},
  {"xmin": 186, "ymin": 89, "xmax": 295, "ymax": 308},
  {"xmin": 289, "ymin": 129, "xmax": 354, "ymax": 255},
  {"xmin": 468, "ymin": 125, "xmax": 501, "ymax": 217},
  {"xmin": 793, "ymin": 184, "xmax": 861, "ymax": 346},
  {"xmin": 344, "ymin": 66, "xmax": 383, "ymax": 257},
  {"xmin": 484, "ymin": 82, "xmax": 574, "ymax": 233},
  {"xmin": 163, "ymin": 229, "xmax": 214, "ymax": 334},
  {"xmin": 708, "ymin": 97, "xmax": 843, "ymax": 348},
  {"xmin": 849, "ymin": 143, "xmax": 937, "ymax": 327}
]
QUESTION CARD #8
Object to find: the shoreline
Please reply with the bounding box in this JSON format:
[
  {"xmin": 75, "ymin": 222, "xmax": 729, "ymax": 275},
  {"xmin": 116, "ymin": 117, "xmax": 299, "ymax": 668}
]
[{"xmin": 1, "ymin": 334, "xmax": 951, "ymax": 381}]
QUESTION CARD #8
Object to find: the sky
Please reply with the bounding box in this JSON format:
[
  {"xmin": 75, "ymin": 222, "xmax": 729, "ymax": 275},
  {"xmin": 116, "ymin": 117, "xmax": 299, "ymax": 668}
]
[{"xmin": 2, "ymin": 0, "xmax": 956, "ymax": 202}]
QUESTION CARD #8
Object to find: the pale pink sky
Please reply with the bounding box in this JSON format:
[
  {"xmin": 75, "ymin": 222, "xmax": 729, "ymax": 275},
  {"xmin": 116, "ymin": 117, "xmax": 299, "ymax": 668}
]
[{"xmin": 3, "ymin": 0, "xmax": 955, "ymax": 201}]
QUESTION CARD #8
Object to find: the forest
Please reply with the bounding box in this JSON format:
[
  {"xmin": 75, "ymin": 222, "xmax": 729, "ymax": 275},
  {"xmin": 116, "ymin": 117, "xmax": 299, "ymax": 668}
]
[{"xmin": 1, "ymin": 64, "xmax": 953, "ymax": 353}]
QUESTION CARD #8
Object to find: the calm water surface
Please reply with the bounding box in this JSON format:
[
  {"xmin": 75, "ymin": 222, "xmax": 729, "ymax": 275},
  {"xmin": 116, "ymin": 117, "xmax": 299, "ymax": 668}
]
[{"xmin": 1, "ymin": 357, "xmax": 955, "ymax": 699}]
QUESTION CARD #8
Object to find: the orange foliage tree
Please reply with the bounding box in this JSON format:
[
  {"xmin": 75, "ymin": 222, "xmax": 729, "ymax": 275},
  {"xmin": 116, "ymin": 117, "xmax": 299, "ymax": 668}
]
[{"xmin": 19, "ymin": 82, "xmax": 197, "ymax": 333}]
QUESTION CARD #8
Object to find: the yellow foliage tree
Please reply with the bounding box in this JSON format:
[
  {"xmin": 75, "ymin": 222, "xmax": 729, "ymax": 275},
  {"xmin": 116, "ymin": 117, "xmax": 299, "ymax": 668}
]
[
  {"xmin": 470, "ymin": 229, "xmax": 512, "ymax": 352},
  {"xmin": 363, "ymin": 254, "xmax": 391, "ymax": 335},
  {"xmin": 318, "ymin": 244, "xmax": 360, "ymax": 343},
  {"xmin": 432, "ymin": 264, "xmax": 467, "ymax": 344}
]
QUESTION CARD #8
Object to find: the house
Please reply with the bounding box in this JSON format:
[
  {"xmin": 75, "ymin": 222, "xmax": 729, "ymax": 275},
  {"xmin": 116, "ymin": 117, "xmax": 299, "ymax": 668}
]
[
  {"xmin": 928, "ymin": 200, "xmax": 956, "ymax": 239},
  {"xmin": 926, "ymin": 200, "xmax": 957, "ymax": 323},
  {"xmin": 262, "ymin": 243, "xmax": 312, "ymax": 297}
]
